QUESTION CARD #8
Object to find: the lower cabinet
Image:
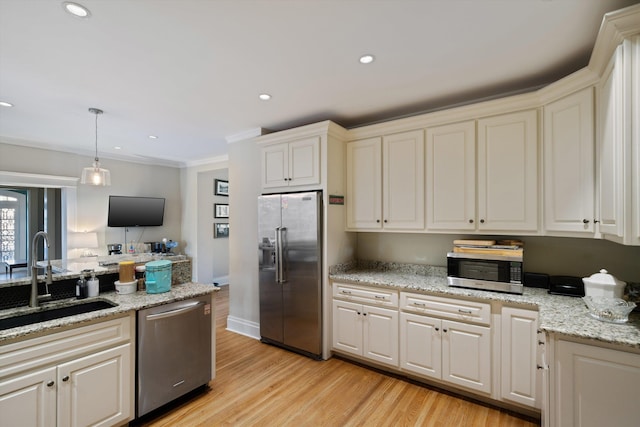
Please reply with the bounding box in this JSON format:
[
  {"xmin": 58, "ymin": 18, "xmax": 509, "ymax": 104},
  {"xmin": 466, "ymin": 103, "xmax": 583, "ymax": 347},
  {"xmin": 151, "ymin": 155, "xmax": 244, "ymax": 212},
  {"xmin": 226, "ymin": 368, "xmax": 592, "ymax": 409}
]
[
  {"xmin": 551, "ymin": 339, "xmax": 640, "ymax": 427},
  {"xmin": 500, "ymin": 307, "xmax": 540, "ymax": 408},
  {"xmin": 333, "ymin": 299, "xmax": 399, "ymax": 367},
  {"xmin": 0, "ymin": 315, "xmax": 134, "ymax": 427},
  {"xmin": 400, "ymin": 312, "xmax": 491, "ymax": 394}
]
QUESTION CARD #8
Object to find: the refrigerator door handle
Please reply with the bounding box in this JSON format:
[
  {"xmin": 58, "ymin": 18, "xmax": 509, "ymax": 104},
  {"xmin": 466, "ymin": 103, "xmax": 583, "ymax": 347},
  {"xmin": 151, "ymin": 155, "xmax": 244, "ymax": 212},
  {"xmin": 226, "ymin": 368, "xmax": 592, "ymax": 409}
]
[
  {"xmin": 279, "ymin": 227, "xmax": 287, "ymax": 283},
  {"xmin": 275, "ymin": 227, "xmax": 281, "ymax": 283}
]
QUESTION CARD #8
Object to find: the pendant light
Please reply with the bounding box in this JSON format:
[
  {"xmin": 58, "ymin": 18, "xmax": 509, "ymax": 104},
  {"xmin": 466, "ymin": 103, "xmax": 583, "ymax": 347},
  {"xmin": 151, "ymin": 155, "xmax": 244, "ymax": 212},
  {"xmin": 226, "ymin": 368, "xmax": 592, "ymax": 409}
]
[{"xmin": 80, "ymin": 107, "xmax": 111, "ymax": 186}]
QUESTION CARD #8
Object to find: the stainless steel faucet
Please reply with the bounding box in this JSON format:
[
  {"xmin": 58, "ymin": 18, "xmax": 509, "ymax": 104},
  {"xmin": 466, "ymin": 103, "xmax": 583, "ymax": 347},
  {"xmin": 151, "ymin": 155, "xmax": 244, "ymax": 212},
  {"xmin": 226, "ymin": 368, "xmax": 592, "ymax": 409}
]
[{"xmin": 30, "ymin": 231, "xmax": 53, "ymax": 307}]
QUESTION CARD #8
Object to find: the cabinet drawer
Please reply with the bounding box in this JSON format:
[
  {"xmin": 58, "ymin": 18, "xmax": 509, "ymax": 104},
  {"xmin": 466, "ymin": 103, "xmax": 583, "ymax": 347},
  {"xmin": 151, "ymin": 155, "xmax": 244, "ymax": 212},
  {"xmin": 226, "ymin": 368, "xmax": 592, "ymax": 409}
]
[
  {"xmin": 333, "ymin": 283, "xmax": 398, "ymax": 308},
  {"xmin": 400, "ymin": 292, "xmax": 490, "ymax": 325},
  {"xmin": 0, "ymin": 314, "xmax": 133, "ymax": 379}
]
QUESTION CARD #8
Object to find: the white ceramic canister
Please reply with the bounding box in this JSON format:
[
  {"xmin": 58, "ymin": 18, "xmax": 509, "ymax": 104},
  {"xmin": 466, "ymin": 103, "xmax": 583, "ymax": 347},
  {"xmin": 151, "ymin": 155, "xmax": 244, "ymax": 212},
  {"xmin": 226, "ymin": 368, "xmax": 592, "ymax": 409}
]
[{"xmin": 582, "ymin": 269, "xmax": 626, "ymax": 298}]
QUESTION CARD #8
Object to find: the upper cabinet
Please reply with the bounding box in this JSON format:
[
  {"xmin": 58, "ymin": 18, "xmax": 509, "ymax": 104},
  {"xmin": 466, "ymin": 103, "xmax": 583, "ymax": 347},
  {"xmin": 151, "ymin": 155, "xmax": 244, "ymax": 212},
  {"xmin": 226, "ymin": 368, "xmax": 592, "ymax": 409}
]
[
  {"xmin": 347, "ymin": 130, "xmax": 425, "ymax": 231},
  {"xmin": 426, "ymin": 121, "xmax": 476, "ymax": 231},
  {"xmin": 426, "ymin": 112, "xmax": 539, "ymax": 233},
  {"xmin": 262, "ymin": 136, "xmax": 320, "ymax": 189},
  {"xmin": 597, "ymin": 36, "xmax": 640, "ymax": 245},
  {"xmin": 477, "ymin": 110, "xmax": 539, "ymax": 232},
  {"xmin": 543, "ymin": 88, "xmax": 595, "ymax": 236}
]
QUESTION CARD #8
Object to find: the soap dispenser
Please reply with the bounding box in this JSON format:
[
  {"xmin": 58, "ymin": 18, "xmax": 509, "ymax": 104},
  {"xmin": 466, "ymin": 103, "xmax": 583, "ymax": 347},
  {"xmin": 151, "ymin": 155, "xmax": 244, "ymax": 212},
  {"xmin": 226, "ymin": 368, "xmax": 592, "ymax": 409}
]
[
  {"xmin": 76, "ymin": 274, "xmax": 88, "ymax": 299},
  {"xmin": 87, "ymin": 271, "xmax": 99, "ymax": 297}
]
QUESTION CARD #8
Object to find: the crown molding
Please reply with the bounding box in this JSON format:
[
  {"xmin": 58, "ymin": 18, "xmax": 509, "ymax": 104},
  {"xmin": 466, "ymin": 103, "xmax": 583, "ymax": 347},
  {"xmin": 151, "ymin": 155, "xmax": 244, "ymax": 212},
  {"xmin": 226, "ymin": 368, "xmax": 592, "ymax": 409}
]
[
  {"xmin": 183, "ymin": 154, "xmax": 229, "ymax": 168},
  {"xmin": 254, "ymin": 120, "xmax": 347, "ymax": 145},
  {"xmin": 225, "ymin": 128, "xmax": 266, "ymax": 144},
  {"xmin": 589, "ymin": 3, "xmax": 640, "ymax": 77}
]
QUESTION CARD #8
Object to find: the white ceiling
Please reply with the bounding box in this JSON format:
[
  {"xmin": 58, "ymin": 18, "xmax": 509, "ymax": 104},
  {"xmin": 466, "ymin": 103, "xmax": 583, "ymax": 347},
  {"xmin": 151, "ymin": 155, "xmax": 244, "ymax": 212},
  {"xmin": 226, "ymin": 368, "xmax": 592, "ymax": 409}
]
[{"xmin": 0, "ymin": 0, "xmax": 638, "ymax": 167}]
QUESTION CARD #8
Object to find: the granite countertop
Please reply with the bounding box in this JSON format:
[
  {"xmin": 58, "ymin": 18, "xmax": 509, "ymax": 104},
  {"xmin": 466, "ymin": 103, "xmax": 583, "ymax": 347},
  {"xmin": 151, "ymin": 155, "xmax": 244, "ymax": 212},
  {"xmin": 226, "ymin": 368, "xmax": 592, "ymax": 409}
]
[
  {"xmin": 0, "ymin": 282, "xmax": 219, "ymax": 343},
  {"xmin": 330, "ymin": 261, "xmax": 640, "ymax": 350},
  {"xmin": 0, "ymin": 254, "xmax": 189, "ymax": 288}
]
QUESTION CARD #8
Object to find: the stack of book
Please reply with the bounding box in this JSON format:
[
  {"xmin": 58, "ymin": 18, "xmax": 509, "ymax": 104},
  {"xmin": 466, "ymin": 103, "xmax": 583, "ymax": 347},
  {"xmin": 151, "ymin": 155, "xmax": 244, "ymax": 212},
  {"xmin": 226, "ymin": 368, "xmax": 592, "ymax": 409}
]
[{"xmin": 452, "ymin": 239, "xmax": 523, "ymax": 257}]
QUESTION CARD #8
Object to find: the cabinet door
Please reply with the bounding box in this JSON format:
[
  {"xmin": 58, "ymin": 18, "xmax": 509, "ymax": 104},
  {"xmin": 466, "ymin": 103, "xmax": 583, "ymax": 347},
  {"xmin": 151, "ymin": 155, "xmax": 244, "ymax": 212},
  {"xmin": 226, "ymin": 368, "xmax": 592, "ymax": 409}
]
[
  {"xmin": 597, "ymin": 45, "xmax": 625, "ymax": 238},
  {"xmin": 501, "ymin": 307, "xmax": 539, "ymax": 408},
  {"xmin": 363, "ymin": 305, "xmax": 399, "ymax": 367},
  {"xmin": 0, "ymin": 366, "xmax": 56, "ymax": 427},
  {"xmin": 477, "ymin": 110, "xmax": 538, "ymax": 231},
  {"xmin": 544, "ymin": 88, "xmax": 595, "ymax": 234},
  {"xmin": 400, "ymin": 312, "xmax": 441, "ymax": 379},
  {"xmin": 441, "ymin": 320, "xmax": 491, "ymax": 394},
  {"xmin": 332, "ymin": 299, "xmax": 363, "ymax": 357},
  {"xmin": 383, "ymin": 130, "xmax": 425, "ymax": 229},
  {"xmin": 289, "ymin": 137, "xmax": 320, "ymax": 187},
  {"xmin": 554, "ymin": 340, "xmax": 640, "ymax": 427},
  {"xmin": 262, "ymin": 143, "xmax": 289, "ymax": 188},
  {"xmin": 426, "ymin": 121, "xmax": 476, "ymax": 230},
  {"xmin": 346, "ymin": 138, "xmax": 382, "ymax": 229},
  {"xmin": 57, "ymin": 343, "xmax": 132, "ymax": 427}
]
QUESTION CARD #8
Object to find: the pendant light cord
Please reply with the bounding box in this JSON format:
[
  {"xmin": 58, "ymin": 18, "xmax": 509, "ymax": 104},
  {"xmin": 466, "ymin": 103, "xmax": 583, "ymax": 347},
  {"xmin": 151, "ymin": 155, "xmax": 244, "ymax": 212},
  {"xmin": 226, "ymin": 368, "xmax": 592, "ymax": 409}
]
[{"xmin": 94, "ymin": 111, "xmax": 99, "ymax": 162}]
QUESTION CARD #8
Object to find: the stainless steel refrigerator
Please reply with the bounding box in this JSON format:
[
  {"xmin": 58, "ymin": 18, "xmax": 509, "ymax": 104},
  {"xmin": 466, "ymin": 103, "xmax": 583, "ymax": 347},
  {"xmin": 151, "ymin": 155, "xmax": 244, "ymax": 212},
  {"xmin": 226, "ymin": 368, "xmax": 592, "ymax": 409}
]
[{"xmin": 258, "ymin": 191, "xmax": 322, "ymax": 359}]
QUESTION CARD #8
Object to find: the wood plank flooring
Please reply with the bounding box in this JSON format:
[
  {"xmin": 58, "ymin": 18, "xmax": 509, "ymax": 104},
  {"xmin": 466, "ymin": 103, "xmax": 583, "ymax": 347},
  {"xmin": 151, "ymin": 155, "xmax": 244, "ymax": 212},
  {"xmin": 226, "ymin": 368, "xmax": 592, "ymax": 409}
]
[{"xmin": 136, "ymin": 286, "xmax": 540, "ymax": 427}]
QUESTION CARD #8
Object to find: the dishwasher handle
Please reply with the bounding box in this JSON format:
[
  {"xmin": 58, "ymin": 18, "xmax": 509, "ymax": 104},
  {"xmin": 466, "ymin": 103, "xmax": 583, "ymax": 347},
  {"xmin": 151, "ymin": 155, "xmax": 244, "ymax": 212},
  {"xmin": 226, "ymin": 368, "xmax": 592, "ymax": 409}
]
[{"xmin": 145, "ymin": 301, "xmax": 203, "ymax": 321}]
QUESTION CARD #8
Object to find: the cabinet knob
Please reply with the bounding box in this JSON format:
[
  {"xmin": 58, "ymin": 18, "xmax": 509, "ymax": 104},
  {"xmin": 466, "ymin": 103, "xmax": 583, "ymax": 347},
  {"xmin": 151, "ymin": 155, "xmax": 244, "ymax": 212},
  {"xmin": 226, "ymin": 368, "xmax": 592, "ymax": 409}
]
[
  {"xmin": 363, "ymin": 312, "xmax": 367, "ymax": 316},
  {"xmin": 383, "ymin": 219, "xmax": 387, "ymax": 223},
  {"xmin": 47, "ymin": 381, "xmax": 55, "ymax": 387},
  {"xmin": 594, "ymin": 219, "xmax": 599, "ymax": 223},
  {"xmin": 435, "ymin": 327, "xmax": 440, "ymax": 331},
  {"xmin": 468, "ymin": 219, "xmax": 474, "ymax": 224},
  {"xmin": 480, "ymin": 219, "xmax": 485, "ymax": 224},
  {"xmin": 443, "ymin": 328, "xmax": 448, "ymax": 333},
  {"xmin": 357, "ymin": 311, "xmax": 361, "ymax": 315},
  {"xmin": 62, "ymin": 375, "xmax": 70, "ymax": 382},
  {"xmin": 537, "ymin": 365, "xmax": 544, "ymax": 370},
  {"xmin": 376, "ymin": 219, "xmax": 380, "ymax": 223},
  {"xmin": 583, "ymin": 219, "xmax": 590, "ymax": 224}
]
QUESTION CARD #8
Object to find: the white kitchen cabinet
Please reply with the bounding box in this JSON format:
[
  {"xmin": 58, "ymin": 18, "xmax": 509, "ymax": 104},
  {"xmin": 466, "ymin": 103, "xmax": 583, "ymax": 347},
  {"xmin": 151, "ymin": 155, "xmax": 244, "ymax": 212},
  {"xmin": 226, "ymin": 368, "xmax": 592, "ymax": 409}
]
[
  {"xmin": 400, "ymin": 292, "xmax": 491, "ymax": 394},
  {"xmin": 552, "ymin": 339, "xmax": 640, "ymax": 427},
  {"xmin": 262, "ymin": 136, "xmax": 320, "ymax": 188},
  {"xmin": 477, "ymin": 110, "xmax": 538, "ymax": 231},
  {"xmin": 346, "ymin": 137, "xmax": 382, "ymax": 229},
  {"xmin": 425, "ymin": 111, "xmax": 537, "ymax": 233},
  {"xmin": 500, "ymin": 307, "xmax": 539, "ymax": 408},
  {"xmin": 543, "ymin": 88, "xmax": 596, "ymax": 235},
  {"xmin": 57, "ymin": 344, "xmax": 132, "ymax": 427},
  {"xmin": 332, "ymin": 283, "xmax": 399, "ymax": 367},
  {"xmin": 0, "ymin": 315, "xmax": 134, "ymax": 427},
  {"xmin": 0, "ymin": 366, "xmax": 56, "ymax": 427},
  {"xmin": 332, "ymin": 300, "xmax": 398, "ymax": 367},
  {"xmin": 346, "ymin": 130, "xmax": 424, "ymax": 230},
  {"xmin": 426, "ymin": 120, "xmax": 476, "ymax": 231},
  {"xmin": 597, "ymin": 36, "xmax": 640, "ymax": 245}
]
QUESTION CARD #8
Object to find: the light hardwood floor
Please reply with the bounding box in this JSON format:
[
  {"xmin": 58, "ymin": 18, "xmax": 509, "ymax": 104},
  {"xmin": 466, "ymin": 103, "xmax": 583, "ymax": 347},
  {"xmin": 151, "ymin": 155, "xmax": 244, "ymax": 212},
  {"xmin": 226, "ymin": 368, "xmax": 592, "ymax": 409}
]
[{"xmin": 137, "ymin": 286, "xmax": 539, "ymax": 427}]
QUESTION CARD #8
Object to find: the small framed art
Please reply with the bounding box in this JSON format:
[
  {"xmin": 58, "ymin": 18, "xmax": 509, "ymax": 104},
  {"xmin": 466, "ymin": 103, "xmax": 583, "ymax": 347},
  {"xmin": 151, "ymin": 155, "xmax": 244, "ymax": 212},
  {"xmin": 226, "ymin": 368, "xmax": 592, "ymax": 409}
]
[
  {"xmin": 214, "ymin": 223, "xmax": 229, "ymax": 238},
  {"xmin": 215, "ymin": 179, "xmax": 229, "ymax": 196},
  {"xmin": 214, "ymin": 203, "xmax": 229, "ymax": 218}
]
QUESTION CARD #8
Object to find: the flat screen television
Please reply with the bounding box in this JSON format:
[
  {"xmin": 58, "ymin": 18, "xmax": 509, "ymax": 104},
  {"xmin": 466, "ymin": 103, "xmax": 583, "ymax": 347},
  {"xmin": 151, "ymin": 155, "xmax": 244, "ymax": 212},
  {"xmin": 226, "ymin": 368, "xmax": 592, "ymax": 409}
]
[{"xmin": 107, "ymin": 196, "xmax": 165, "ymax": 227}]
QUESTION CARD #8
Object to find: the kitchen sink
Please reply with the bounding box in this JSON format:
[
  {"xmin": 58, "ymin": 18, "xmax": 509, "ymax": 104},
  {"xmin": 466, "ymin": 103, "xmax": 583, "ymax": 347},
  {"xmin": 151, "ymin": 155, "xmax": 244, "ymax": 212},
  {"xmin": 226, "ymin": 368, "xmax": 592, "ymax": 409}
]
[{"xmin": 0, "ymin": 300, "xmax": 118, "ymax": 331}]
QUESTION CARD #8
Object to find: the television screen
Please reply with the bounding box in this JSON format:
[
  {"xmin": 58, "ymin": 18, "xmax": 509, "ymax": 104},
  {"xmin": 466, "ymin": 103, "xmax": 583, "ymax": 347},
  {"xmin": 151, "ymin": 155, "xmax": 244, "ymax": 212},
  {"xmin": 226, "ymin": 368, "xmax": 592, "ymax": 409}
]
[{"xmin": 107, "ymin": 196, "xmax": 165, "ymax": 227}]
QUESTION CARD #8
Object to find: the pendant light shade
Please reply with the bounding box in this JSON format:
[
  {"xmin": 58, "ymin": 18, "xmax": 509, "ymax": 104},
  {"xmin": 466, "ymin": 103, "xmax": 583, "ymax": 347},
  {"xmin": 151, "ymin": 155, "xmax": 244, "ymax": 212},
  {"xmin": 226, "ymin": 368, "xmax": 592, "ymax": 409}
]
[{"xmin": 81, "ymin": 107, "xmax": 111, "ymax": 186}]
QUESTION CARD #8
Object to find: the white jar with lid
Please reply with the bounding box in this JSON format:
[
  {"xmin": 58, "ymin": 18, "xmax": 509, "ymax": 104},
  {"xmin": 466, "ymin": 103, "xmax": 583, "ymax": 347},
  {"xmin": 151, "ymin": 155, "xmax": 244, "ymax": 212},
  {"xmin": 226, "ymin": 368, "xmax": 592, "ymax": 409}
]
[{"xmin": 582, "ymin": 269, "xmax": 626, "ymax": 298}]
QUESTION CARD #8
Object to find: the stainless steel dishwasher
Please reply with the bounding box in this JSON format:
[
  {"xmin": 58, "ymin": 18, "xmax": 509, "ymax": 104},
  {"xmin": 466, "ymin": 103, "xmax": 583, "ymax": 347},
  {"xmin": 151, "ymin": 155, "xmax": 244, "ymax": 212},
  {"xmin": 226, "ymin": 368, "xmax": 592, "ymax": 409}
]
[{"xmin": 137, "ymin": 294, "xmax": 212, "ymax": 417}]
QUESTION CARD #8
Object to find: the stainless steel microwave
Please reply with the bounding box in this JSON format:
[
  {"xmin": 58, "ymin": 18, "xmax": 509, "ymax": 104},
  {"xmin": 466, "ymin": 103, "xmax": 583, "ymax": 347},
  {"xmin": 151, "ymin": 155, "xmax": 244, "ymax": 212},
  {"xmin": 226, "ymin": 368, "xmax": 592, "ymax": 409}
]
[{"xmin": 447, "ymin": 252, "xmax": 524, "ymax": 294}]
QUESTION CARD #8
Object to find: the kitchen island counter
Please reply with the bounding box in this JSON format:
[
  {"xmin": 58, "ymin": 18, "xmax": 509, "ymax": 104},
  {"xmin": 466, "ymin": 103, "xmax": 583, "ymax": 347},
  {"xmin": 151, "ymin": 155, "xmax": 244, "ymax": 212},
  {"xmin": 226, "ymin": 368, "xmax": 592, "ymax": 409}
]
[
  {"xmin": 0, "ymin": 282, "xmax": 219, "ymax": 343},
  {"xmin": 330, "ymin": 261, "xmax": 640, "ymax": 350}
]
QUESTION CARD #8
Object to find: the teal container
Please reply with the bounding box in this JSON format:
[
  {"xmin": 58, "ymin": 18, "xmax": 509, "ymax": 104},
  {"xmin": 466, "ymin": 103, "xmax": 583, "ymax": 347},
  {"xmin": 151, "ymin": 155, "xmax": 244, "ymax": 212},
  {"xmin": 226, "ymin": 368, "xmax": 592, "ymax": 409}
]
[{"xmin": 145, "ymin": 260, "xmax": 172, "ymax": 294}]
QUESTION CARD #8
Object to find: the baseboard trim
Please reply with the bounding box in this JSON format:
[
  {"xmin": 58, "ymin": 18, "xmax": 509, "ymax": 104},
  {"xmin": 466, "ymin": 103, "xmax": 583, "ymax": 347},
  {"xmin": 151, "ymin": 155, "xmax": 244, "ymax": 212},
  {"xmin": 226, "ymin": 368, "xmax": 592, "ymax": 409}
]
[{"xmin": 226, "ymin": 315, "xmax": 260, "ymax": 340}]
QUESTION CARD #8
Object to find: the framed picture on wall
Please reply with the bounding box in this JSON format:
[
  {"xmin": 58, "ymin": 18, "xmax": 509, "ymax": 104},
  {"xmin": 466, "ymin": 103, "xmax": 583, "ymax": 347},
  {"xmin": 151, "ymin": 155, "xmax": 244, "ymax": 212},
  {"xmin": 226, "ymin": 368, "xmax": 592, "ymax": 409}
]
[
  {"xmin": 215, "ymin": 179, "xmax": 229, "ymax": 196},
  {"xmin": 214, "ymin": 223, "xmax": 229, "ymax": 238},
  {"xmin": 214, "ymin": 203, "xmax": 229, "ymax": 218}
]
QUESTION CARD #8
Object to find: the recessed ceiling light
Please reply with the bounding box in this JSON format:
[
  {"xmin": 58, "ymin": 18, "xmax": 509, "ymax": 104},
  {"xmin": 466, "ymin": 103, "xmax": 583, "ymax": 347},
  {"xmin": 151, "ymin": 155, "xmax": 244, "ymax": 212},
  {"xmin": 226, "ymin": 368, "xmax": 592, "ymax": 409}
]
[
  {"xmin": 0, "ymin": 101, "xmax": 13, "ymax": 107},
  {"xmin": 62, "ymin": 2, "xmax": 91, "ymax": 18},
  {"xmin": 359, "ymin": 54, "xmax": 375, "ymax": 64},
  {"xmin": 259, "ymin": 93, "xmax": 272, "ymax": 101},
  {"xmin": 114, "ymin": 146, "xmax": 122, "ymax": 150},
  {"xmin": 148, "ymin": 135, "xmax": 158, "ymax": 139}
]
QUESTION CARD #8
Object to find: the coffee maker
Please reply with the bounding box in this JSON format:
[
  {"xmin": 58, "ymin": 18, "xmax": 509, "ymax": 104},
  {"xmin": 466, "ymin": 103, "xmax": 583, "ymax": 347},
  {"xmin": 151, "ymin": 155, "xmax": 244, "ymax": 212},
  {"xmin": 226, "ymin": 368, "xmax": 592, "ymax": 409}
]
[{"xmin": 107, "ymin": 243, "xmax": 122, "ymax": 255}]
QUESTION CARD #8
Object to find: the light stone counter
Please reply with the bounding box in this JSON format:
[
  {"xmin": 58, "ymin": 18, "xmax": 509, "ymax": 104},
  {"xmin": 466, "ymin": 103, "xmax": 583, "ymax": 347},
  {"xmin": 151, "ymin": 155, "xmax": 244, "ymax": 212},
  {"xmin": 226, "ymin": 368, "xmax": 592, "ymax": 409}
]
[
  {"xmin": 0, "ymin": 282, "xmax": 219, "ymax": 343},
  {"xmin": 330, "ymin": 261, "xmax": 640, "ymax": 350},
  {"xmin": 0, "ymin": 254, "xmax": 190, "ymax": 287}
]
